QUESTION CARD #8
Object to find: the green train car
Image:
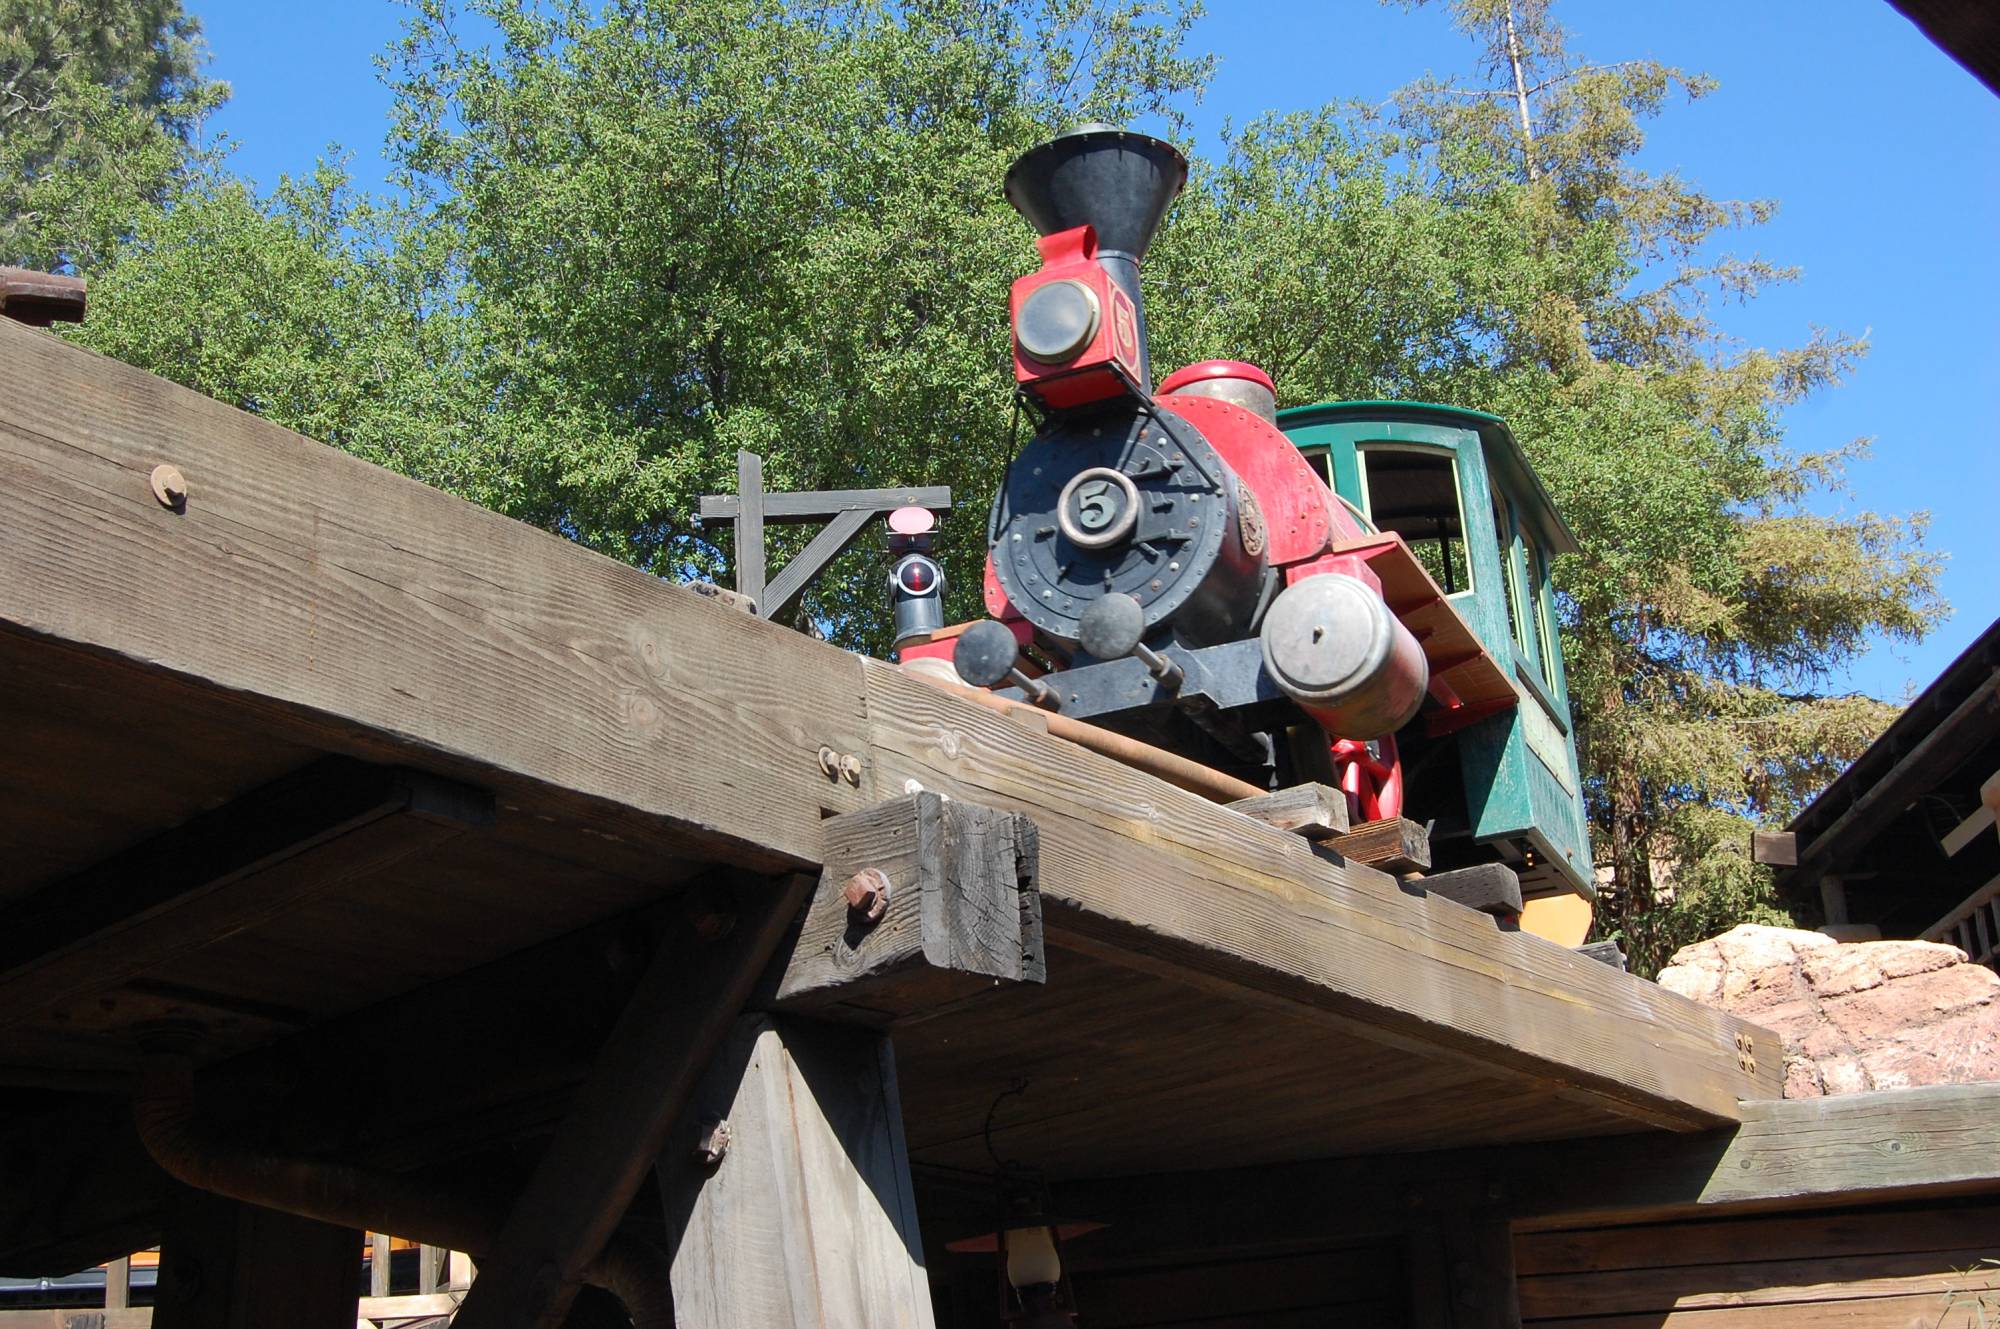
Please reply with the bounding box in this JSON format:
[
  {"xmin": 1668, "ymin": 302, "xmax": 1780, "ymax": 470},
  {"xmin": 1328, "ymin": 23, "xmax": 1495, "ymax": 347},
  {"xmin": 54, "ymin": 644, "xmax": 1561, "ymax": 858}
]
[{"xmin": 1278, "ymin": 401, "xmax": 1594, "ymax": 900}]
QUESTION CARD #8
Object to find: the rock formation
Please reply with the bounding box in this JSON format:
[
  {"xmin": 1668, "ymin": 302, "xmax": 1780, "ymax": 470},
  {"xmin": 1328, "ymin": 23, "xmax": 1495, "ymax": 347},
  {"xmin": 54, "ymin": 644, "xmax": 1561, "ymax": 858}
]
[{"xmin": 1658, "ymin": 924, "xmax": 2000, "ymax": 1097}]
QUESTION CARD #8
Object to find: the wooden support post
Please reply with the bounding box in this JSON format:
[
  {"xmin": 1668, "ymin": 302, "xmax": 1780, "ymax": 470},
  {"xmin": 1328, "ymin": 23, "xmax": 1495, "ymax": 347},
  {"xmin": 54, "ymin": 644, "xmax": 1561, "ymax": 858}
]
[
  {"xmin": 663, "ymin": 1015, "xmax": 937, "ymax": 1329},
  {"xmin": 103, "ymin": 1256, "xmax": 130, "ymax": 1310},
  {"xmin": 369, "ymin": 1232, "xmax": 391, "ymax": 1297},
  {"xmin": 153, "ymin": 1188, "xmax": 359, "ymax": 1329},
  {"xmin": 448, "ymin": 871, "xmax": 815, "ymax": 1329},
  {"xmin": 418, "ymin": 1243, "xmax": 440, "ymax": 1295},
  {"xmin": 735, "ymin": 449, "xmax": 766, "ymax": 609},
  {"xmin": 776, "ymin": 793, "xmax": 1043, "ymax": 1023}
]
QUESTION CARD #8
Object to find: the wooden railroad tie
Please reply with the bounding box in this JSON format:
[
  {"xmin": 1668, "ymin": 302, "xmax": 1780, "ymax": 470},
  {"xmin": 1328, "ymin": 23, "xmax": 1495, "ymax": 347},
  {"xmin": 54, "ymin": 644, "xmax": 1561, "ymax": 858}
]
[{"xmin": 1325, "ymin": 816, "xmax": 1432, "ymax": 876}]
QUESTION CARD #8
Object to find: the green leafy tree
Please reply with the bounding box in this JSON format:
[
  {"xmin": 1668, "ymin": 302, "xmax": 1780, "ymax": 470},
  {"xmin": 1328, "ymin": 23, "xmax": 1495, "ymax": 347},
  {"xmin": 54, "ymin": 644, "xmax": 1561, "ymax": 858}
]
[
  {"xmin": 379, "ymin": 0, "xmax": 1210, "ymax": 640},
  {"xmin": 0, "ymin": 0, "xmax": 225, "ymax": 269},
  {"xmin": 1365, "ymin": 0, "xmax": 1946, "ymax": 974}
]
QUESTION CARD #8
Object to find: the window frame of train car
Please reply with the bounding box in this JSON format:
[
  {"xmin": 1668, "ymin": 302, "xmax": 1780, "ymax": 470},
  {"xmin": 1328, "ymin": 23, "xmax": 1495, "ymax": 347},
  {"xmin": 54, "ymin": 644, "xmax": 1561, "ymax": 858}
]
[{"xmin": 1278, "ymin": 400, "xmax": 1595, "ymax": 899}]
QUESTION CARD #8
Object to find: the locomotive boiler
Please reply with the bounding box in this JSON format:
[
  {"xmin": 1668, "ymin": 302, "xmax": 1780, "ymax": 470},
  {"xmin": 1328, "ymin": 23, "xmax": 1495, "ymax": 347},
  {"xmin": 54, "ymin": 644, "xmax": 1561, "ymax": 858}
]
[{"xmin": 900, "ymin": 124, "xmax": 1593, "ymax": 902}]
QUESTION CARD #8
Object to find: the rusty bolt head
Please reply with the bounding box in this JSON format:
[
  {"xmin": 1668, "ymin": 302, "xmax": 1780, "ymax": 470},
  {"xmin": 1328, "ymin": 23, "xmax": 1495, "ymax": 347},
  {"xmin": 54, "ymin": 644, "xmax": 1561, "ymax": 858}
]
[
  {"xmin": 843, "ymin": 868, "xmax": 891, "ymax": 923},
  {"xmin": 694, "ymin": 1117, "xmax": 732, "ymax": 1166},
  {"xmin": 149, "ymin": 464, "xmax": 187, "ymax": 510}
]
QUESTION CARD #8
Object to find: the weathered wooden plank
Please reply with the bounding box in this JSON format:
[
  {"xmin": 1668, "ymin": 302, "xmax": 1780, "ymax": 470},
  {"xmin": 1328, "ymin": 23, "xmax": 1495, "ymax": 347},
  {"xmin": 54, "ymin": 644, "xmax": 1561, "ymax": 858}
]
[
  {"xmin": 1422, "ymin": 863, "xmax": 1525, "ymax": 919},
  {"xmin": 1037, "ymin": 1085, "xmax": 2000, "ymax": 1262},
  {"xmin": 1519, "ymin": 1245, "xmax": 2000, "ymax": 1318},
  {"xmin": 449, "ymin": 871, "xmax": 814, "ymax": 1329},
  {"xmin": 776, "ymin": 793, "xmax": 1043, "ymax": 1021},
  {"xmin": 0, "ymin": 319, "xmax": 874, "ymax": 878},
  {"xmin": 700, "ymin": 485, "xmax": 953, "ymax": 523},
  {"xmin": 863, "ymin": 660, "xmax": 1777, "ymax": 1128},
  {"xmin": 663, "ymin": 1016, "xmax": 937, "ymax": 1329},
  {"xmin": 1516, "ymin": 1201, "xmax": 2000, "ymax": 1276},
  {"xmin": 1226, "ymin": 782, "xmax": 1350, "ymax": 839},
  {"xmin": 1530, "ymin": 1296, "xmax": 1997, "ymax": 1329},
  {"xmin": 357, "ymin": 1293, "xmax": 464, "ymax": 1320},
  {"xmin": 1504, "ymin": 1083, "xmax": 2000, "ymax": 1224},
  {"xmin": 733, "ymin": 449, "xmax": 766, "ymax": 607},
  {"xmin": 1326, "ymin": 816, "xmax": 1432, "ymax": 874}
]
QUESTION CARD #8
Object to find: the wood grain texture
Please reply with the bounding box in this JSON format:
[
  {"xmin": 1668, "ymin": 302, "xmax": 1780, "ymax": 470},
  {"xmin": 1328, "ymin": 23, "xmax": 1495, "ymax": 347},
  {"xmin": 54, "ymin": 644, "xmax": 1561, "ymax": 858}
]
[
  {"xmin": 1530, "ymin": 1297, "xmax": 2000, "ymax": 1329},
  {"xmin": 663, "ymin": 1016, "xmax": 937, "ymax": 1329},
  {"xmin": 0, "ymin": 319, "xmax": 872, "ymax": 878},
  {"xmin": 1504, "ymin": 1083, "xmax": 2000, "ymax": 1224},
  {"xmin": 863, "ymin": 659, "xmax": 1777, "ymax": 1130},
  {"xmin": 1327, "ymin": 816, "xmax": 1432, "ymax": 874},
  {"xmin": 1520, "ymin": 1244, "xmax": 2000, "ymax": 1320},
  {"xmin": 777, "ymin": 793, "xmax": 1043, "ymax": 1021},
  {"xmin": 1226, "ymin": 782, "xmax": 1350, "ymax": 838},
  {"xmin": 1422, "ymin": 864, "xmax": 1525, "ymax": 919},
  {"xmin": 1516, "ymin": 1201, "xmax": 2000, "ymax": 1276}
]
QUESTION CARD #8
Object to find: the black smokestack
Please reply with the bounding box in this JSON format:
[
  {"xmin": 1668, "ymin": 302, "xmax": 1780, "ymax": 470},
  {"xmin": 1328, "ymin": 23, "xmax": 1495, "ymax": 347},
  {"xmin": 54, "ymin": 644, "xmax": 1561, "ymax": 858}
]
[{"xmin": 1004, "ymin": 124, "xmax": 1187, "ymax": 387}]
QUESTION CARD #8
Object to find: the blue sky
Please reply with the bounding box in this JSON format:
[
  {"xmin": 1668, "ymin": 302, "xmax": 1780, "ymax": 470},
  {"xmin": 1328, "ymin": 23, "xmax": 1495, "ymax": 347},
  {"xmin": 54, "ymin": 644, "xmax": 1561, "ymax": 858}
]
[{"xmin": 190, "ymin": 0, "xmax": 1998, "ymax": 703}]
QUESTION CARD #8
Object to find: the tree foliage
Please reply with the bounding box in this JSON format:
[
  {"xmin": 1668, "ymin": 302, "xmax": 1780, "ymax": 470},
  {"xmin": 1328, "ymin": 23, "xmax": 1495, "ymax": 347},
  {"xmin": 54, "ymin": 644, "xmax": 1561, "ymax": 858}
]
[
  {"xmin": 25, "ymin": 0, "xmax": 1947, "ymax": 975},
  {"xmin": 0, "ymin": 0, "xmax": 223, "ymax": 269}
]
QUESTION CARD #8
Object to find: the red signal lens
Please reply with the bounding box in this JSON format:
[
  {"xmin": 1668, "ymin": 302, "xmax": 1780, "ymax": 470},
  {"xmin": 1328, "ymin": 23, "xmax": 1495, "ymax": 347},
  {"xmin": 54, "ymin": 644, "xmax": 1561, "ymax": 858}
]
[{"xmin": 898, "ymin": 558, "xmax": 938, "ymax": 595}]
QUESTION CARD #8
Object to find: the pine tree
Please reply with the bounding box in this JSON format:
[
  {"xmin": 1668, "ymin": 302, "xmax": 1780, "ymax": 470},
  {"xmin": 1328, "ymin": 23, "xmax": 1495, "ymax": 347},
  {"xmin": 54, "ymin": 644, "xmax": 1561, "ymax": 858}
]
[{"xmin": 0, "ymin": 0, "xmax": 225, "ymax": 269}]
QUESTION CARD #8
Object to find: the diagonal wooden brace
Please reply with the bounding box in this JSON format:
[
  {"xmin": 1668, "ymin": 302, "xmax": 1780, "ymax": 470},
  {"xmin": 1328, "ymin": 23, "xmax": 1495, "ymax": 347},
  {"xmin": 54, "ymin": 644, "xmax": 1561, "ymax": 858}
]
[{"xmin": 448, "ymin": 870, "xmax": 815, "ymax": 1329}]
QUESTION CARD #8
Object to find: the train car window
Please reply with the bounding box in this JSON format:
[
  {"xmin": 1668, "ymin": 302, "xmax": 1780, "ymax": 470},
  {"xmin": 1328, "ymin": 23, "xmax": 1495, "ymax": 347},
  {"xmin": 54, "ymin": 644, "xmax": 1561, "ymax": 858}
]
[
  {"xmin": 1357, "ymin": 445, "xmax": 1471, "ymax": 594},
  {"xmin": 1295, "ymin": 443, "xmax": 1337, "ymax": 491},
  {"xmin": 1522, "ymin": 529, "xmax": 1560, "ymax": 692},
  {"xmin": 1491, "ymin": 491, "xmax": 1529, "ymax": 653}
]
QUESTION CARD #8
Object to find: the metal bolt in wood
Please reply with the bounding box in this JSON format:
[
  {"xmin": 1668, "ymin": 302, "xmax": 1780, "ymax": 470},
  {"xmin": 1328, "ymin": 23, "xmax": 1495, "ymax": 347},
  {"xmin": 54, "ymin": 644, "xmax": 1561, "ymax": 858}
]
[{"xmin": 149, "ymin": 464, "xmax": 187, "ymax": 510}]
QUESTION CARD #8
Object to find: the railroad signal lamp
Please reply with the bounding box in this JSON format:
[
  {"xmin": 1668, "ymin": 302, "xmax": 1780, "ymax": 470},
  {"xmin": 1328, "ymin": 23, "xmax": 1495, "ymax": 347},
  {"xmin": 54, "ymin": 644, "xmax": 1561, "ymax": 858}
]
[{"xmin": 887, "ymin": 505, "xmax": 948, "ymax": 648}]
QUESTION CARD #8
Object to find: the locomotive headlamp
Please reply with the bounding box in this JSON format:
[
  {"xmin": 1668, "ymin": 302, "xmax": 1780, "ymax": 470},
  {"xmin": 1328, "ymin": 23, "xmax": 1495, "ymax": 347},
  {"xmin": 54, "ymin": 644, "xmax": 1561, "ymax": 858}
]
[{"xmin": 1015, "ymin": 279, "xmax": 1100, "ymax": 364}]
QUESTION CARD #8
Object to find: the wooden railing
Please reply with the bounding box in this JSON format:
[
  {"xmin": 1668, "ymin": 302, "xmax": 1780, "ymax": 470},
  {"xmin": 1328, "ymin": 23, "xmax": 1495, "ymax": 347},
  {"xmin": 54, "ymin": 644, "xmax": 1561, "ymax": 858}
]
[
  {"xmin": 1923, "ymin": 871, "xmax": 2000, "ymax": 971},
  {"xmin": 0, "ymin": 1237, "xmax": 472, "ymax": 1327}
]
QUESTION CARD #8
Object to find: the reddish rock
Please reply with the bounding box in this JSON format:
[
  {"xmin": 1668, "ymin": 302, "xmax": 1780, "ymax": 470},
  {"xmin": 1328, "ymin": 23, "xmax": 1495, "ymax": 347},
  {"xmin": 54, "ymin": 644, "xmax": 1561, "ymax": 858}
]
[{"xmin": 1658, "ymin": 924, "xmax": 2000, "ymax": 1097}]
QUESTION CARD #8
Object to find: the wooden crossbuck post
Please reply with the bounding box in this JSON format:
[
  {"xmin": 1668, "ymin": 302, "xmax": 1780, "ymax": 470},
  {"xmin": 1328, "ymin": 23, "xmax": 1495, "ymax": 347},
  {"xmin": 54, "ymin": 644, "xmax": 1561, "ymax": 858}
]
[
  {"xmin": 663, "ymin": 1015, "xmax": 937, "ymax": 1328},
  {"xmin": 699, "ymin": 451, "xmax": 951, "ymax": 622}
]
